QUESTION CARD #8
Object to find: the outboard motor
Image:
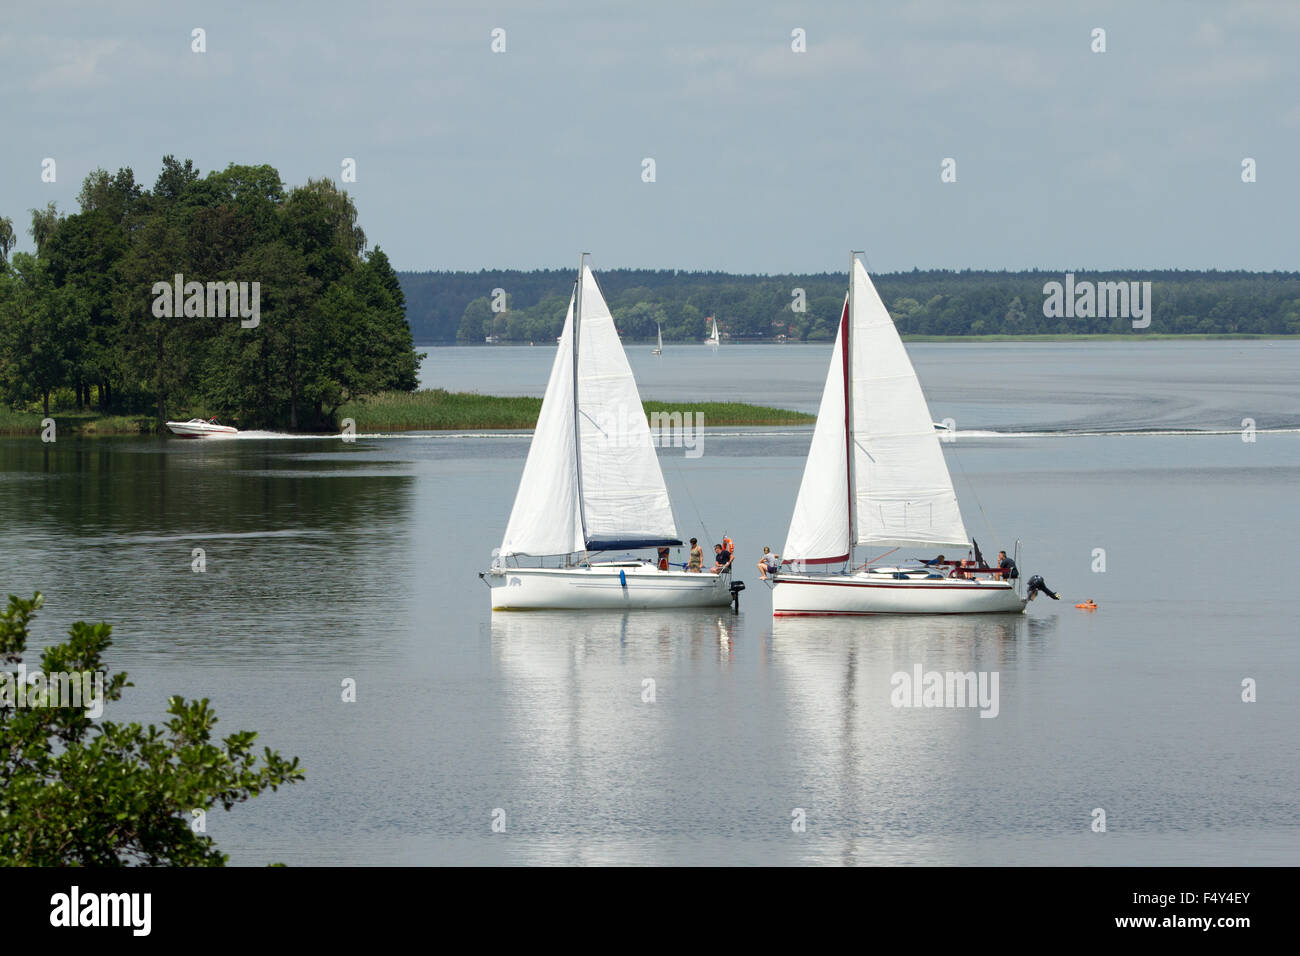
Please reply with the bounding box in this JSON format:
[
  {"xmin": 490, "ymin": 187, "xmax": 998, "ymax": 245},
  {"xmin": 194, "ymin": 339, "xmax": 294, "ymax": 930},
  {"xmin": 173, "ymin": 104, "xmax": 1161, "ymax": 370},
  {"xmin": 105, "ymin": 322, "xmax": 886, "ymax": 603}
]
[{"xmin": 729, "ymin": 580, "xmax": 746, "ymax": 613}]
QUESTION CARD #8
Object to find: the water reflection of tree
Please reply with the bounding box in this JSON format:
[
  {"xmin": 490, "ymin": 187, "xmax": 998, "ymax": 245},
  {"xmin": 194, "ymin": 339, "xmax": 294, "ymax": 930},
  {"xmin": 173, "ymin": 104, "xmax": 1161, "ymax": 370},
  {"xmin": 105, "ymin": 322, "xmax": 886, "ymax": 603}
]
[{"xmin": 0, "ymin": 438, "xmax": 415, "ymax": 659}]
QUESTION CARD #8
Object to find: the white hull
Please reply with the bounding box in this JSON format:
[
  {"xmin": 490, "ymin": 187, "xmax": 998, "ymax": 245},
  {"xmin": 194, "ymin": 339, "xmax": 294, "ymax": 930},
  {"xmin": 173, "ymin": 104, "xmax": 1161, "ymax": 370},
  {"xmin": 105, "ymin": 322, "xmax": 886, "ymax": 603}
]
[
  {"xmin": 165, "ymin": 420, "xmax": 238, "ymax": 438},
  {"xmin": 772, "ymin": 571, "xmax": 1025, "ymax": 616},
  {"xmin": 486, "ymin": 564, "xmax": 732, "ymax": 610}
]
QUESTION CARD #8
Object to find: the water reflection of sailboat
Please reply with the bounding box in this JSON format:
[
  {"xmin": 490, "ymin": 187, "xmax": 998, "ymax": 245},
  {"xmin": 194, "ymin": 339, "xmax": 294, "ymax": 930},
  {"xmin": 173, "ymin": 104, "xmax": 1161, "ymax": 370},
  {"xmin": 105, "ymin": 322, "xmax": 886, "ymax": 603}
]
[
  {"xmin": 492, "ymin": 609, "xmax": 743, "ymax": 669},
  {"xmin": 488, "ymin": 609, "xmax": 746, "ymax": 862},
  {"xmin": 770, "ymin": 615, "xmax": 1025, "ymax": 710},
  {"xmin": 766, "ymin": 613, "xmax": 1027, "ymax": 862}
]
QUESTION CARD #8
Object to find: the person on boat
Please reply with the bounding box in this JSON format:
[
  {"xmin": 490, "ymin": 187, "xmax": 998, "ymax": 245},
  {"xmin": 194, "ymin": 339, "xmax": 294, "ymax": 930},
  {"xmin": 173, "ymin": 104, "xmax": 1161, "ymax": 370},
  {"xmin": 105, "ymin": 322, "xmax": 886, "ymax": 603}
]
[
  {"xmin": 921, "ymin": 554, "xmax": 946, "ymax": 567},
  {"xmin": 1026, "ymin": 574, "xmax": 1060, "ymax": 601},
  {"xmin": 710, "ymin": 544, "xmax": 732, "ymax": 574},
  {"xmin": 688, "ymin": 538, "xmax": 703, "ymax": 573},
  {"xmin": 657, "ymin": 547, "xmax": 670, "ymax": 571},
  {"xmin": 757, "ymin": 546, "xmax": 779, "ymax": 580},
  {"xmin": 997, "ymin": 550, "xmax": 1018, "ymax": 580}
]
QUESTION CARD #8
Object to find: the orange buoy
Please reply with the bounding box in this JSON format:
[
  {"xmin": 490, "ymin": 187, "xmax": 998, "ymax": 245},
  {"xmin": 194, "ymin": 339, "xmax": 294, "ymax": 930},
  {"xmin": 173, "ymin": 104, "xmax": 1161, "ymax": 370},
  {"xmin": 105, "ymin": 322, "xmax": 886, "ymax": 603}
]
[{"xmin": 1075, "ymin": 600, "xmax": 1097, "ymax": 610}]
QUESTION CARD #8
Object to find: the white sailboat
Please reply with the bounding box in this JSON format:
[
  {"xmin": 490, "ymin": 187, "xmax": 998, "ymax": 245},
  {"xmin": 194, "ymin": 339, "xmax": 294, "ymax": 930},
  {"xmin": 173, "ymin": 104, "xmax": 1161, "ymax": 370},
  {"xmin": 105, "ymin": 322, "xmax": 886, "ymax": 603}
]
[
  {"xmin": 771, "ymin": 254, "xmax": 1025, "ymax": 616},
  {"xmin": 482, "ymin": 255, "xmax": 733, "ymax": 611},
  {"xmin": 706, "ymin": 317, "xmax": 721, "ymax": 348},
  {"xmin": 653, "ymin": 322, "xmax": 663, "ymax": 356}
]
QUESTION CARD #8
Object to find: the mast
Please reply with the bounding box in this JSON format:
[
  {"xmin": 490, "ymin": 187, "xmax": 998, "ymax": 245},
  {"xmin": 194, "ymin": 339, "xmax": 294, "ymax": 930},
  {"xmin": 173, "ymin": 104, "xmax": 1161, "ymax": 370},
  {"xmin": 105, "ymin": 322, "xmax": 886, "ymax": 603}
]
[
  {"xmin": 846, "ymin": 250, "xmax": 862, "ymax": 568},
  {"xmin": 573, "ymin": 253, "xmax": 588, "ymax": 548}
]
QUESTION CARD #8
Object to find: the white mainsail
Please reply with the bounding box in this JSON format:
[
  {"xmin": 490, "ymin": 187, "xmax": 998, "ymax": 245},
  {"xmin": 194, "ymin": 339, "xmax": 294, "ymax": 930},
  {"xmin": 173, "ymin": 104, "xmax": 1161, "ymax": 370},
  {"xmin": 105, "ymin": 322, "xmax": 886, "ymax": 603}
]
[
  {"xmin": 781, "ymin": 258, "xmax": 970, "ymax": 564},
  {"xmin": 499, "ymin": 263, "xmax": 680, "ymax": 557},
  {"xmin": 499, "ymin": 294, "xmax": 583, "ymax": 556},
  {"xmin": 849, "ymin": 259, "xmax": 969, "ymax": 550},
  {"xmin": 574, "ymin": 265, "xmax": 679, "ymax": 549},
  {"xmin": 708, "ymin": 317, "xmax": 720, "ymax": 346},
  {"xmin": 655, "ymin": 323, "xmax": 663, "ymax": 353},
  {"xmin": 781, "ymin": 296, "xmax": 851, "ymax": 565}
]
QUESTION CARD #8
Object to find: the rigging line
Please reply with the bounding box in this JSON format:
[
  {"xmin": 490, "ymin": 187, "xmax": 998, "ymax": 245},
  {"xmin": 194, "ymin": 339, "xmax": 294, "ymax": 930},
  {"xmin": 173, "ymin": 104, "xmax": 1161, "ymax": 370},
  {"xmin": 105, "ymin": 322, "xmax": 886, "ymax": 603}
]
[
  {"xmin": 859, "ymin": 546, "xmax": 899, "ymax": 570},
  {"xmin": 667, "ymin": 455, "xmax": 712, "ymax": 545},
  {"xmin": 945, "ymin": 431, "xmax": 998, "ymax": 547}
]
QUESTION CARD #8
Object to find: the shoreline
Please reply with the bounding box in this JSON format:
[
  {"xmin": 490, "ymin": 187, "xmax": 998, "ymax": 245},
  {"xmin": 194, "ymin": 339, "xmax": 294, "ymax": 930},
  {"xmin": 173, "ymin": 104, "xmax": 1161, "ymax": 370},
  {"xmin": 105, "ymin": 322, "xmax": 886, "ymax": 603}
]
[
  {"xmin": 0, "ymin": 392, "xmax": 814, "ymax": 436},
  {"xmin": 423, "ymin": 333, "xmax": 1299, "ymax": 347}
]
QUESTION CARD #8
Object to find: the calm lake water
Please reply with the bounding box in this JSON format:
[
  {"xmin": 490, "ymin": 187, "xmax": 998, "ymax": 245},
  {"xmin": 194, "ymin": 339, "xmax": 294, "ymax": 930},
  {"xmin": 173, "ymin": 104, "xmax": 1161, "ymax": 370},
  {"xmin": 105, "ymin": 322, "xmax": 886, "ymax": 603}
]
[{"xmin": 2, "ymin": 341, "xmax": 1297, "ymax": 865}]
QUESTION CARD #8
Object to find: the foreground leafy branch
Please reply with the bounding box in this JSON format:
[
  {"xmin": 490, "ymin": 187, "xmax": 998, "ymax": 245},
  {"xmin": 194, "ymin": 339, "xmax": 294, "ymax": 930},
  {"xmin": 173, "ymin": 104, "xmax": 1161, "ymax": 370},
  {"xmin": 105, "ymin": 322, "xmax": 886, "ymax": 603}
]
[{"xmin": 0, "ymin": 592, "xmax": 303, "ymax": 866}]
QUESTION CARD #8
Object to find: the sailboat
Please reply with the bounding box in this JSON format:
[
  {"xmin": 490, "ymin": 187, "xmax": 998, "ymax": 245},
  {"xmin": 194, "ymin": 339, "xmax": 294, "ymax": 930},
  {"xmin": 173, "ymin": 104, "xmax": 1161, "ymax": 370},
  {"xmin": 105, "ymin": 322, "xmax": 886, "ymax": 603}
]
[
  {"xmin": 653, "ymin": 322, "xmax": 663, "ymax": 356},
  {"xmin": 771, "ymin": 254, "xmax": 1025, "ymax": 616},
  {"xmin": 481, "ymin": 255, "xmax": 733, "ymax": 610},
  {"xmin": 706, "ymin": 317, "xmax": 721, "ymax": 348}
]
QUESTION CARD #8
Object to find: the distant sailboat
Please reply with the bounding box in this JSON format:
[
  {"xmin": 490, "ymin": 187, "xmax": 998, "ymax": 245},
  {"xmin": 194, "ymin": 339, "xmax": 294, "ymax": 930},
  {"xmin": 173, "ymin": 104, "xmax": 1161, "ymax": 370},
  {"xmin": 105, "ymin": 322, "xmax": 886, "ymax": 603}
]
[
  {"xmin": 771, "ymin": 254, "xmax": 1025, "ymax": 616},
  {"xmin": 706, "ymin": 316, "xmax": 720, "ymax": 348},
  {"xmin": 481, "ymin": 255, "xmax": 733, "ymax": 610},
  {"xmin": 653, "ymin": 322, "xmax": 663, "ymax": 356}
]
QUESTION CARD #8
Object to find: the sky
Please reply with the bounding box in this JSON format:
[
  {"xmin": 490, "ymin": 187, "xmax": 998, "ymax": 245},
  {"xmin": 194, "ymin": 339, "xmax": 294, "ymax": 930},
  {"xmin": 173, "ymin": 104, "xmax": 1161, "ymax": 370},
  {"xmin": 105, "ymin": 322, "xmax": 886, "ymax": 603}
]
[{"xmin": 2, "ymin": 0, "xmax": 1297, "ymax": 273}]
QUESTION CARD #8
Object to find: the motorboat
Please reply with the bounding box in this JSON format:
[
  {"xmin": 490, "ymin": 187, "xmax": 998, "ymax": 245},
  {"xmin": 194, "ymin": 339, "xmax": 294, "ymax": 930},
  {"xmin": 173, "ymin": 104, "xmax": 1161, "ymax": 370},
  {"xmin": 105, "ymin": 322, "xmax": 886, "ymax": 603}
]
[{"xmin": 164, "ymin": 417, "xmax": 238, "ymax": 438}]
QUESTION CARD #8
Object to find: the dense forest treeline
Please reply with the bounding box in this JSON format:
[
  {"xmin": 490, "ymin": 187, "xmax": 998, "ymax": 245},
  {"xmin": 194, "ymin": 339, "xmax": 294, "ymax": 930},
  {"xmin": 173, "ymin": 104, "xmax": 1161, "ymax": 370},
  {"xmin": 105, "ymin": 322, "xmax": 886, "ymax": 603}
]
[
  {"xmin": 399, "ymin": 268, "xmax": 1300, "ymax": 344},
  {"xmin": 0, "ymin": 157, "xmax": 419, "ymax": 428}
]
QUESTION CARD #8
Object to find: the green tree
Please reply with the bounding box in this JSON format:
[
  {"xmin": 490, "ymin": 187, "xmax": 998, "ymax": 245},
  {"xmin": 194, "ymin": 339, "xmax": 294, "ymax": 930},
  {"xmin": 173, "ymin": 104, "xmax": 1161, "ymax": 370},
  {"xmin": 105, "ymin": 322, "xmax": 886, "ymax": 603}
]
[
  {"xmin": 303, "ymin": 249, "xmax": 421, "ymax": 428},
  {"xmin": 613, "ymin": 301, "xmax": 668, "ymax": 340},
  {"xmin": 457, "ymin": 296, "xmax": 493, "ymax": 343},
  {"xmin": 202, "ymin": 241, "xmax": 316, "ymax": 427},
  {"xmin": 44, "ymin": 208, "xmax": 129, "ymax": 409},
  {"xmin": 152, "ymin": 155, "xmax": 200, "ymax": 204},
  {"xmin": 2, "ymin": 157, "xmax": 421, "ymax": 426},
  {"xmin": 366, "ymin": 246, "xmax": 405, "ymax": 314},
  {"xmin": 204, "ymin": 163, "xmax": 285, "ymax": 242},
  {"xmin": 28, "ymin": 202, "xmax": 62, "ymax": 253},
  {"xmin": 77, "ymin": 167, "xmax": 143, "ymax": 225},
  {"xmin": 0, "ymin": 592, "xmax": 303, "ymax": 866},
  {"xmin": 0, "ymin": 253, "xmax": 86, "ymax": 415},
  {"xmin": 114, "ymin": 217, "xmax": 193, "ymax": 421},
  {"xmin": 1003, "ymin": 295, "xmax": 1027, "ymax": 333},
  {"xmin": 0, "ymin": 216, "xmax": 15, "ymax": 263},
  {"xmin": 282, "ymin": 178, "xmax": 365, "ymax": 286}
]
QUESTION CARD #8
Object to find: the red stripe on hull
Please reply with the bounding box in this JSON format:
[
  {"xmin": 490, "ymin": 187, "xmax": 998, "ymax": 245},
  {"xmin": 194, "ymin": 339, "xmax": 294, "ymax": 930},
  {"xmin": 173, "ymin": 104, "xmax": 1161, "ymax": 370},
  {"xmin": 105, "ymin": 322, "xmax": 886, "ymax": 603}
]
[{"xmin": 773, "ymin": 609, "xmax": 1018, "ymax": 617}]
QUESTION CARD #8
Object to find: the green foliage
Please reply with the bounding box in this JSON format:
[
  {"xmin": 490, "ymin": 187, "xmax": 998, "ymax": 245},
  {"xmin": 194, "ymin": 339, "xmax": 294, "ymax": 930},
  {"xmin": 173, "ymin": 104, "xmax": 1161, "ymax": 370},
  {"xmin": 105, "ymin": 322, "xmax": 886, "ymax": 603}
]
[
  {"xmin": 0, "ymin": 157, "xmax": 420, "ymax": 429},
  {"xmin": 0, "ymin": 592, "xmax": 303, "ymax": 866},
  {"xmin": 336, "ymin": 388, "xmax": 813, "ymax": 430},
  {"xmin": 456, "ymin": 296, "xmax": 495, "ymax": 343},
  {"xmin": 27, "ymin": 202, "xmax": 62, "ymax": 254},
  {"xmin": 0, "ymin": 216, "xmax": 14, "ymax": 262},
  {"xmin": 401, "ymin": 268, "xmax": 1300, "ymax": 344},
  {"xmin": 0, "ymin": 254, "xmax": 87, "ymax": 414}
]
